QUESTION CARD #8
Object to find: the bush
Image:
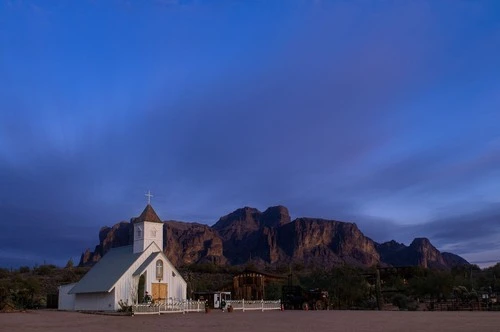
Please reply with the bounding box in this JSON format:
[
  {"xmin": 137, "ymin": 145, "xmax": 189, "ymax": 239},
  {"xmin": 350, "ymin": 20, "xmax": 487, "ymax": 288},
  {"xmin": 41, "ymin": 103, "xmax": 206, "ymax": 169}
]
[
  {"xmin": 360, "ymin": 296, "xmax": 378, "ymax": 310},
  {"xmin": 0, "ymin": 285, "xmax": 10, "ymax": 310},
  {"xmin": 117, "ymin": 299, "xmax": 132, "ymax": 312},
  {"xmin": 392, "ymin": 293, "xmax": 409, "ymax": 310},
  {"xmin": 19, "ymin": 266, "xmax": 30, "ymax": 274},
  {"xmin": 35, "ymin": 265, "xmax": 57, "ymax": 276},
  {"xmin": 0, "ymin": 268, "xmax": 9, "ymax": 279}
]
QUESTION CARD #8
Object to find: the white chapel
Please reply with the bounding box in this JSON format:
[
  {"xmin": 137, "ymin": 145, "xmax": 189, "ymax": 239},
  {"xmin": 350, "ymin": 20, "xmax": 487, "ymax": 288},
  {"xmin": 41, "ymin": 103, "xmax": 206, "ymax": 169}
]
[{"xmin": 58, "ymin": 202, "xmax": 187, "ymax": 311}]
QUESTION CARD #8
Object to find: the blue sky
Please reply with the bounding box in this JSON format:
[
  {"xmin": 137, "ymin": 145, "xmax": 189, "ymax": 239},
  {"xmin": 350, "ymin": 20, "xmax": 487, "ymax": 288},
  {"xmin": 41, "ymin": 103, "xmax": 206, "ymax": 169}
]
[{"xmin": 1, "ymin": 0, "xmax": 499, "ymax": 268}]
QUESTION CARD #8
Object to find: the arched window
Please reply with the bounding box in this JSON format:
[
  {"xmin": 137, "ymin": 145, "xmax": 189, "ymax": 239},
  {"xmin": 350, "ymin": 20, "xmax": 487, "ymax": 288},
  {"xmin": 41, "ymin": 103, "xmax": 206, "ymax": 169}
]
[
  {"xmin": 156, "ymin": 260, "xmax": 163, "ymax": 280},
  {"xmin": 137, "ymin": 227, "xmax": 142, "ymax": 239}
]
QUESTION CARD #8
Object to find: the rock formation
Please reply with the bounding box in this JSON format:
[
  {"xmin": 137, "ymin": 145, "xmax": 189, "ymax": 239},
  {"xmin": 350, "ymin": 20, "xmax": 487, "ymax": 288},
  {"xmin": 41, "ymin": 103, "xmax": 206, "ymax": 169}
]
[{"xmin": 79, "ymin": 205, "xmax": 469, "ymax": 270}]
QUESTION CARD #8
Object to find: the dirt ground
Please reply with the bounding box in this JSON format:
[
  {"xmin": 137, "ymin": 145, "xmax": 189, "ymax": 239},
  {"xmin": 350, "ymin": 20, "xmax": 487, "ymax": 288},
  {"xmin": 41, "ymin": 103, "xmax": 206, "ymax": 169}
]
[{"xmin": 1, "ymin": 310, "xmax": 500, "ymax": 332}]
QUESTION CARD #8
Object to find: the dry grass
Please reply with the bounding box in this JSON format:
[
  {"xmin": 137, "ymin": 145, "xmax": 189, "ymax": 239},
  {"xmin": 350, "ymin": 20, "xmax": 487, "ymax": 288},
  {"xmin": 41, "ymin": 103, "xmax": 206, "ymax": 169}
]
[{"xmin": 2, "ymin": 309, "xmax": 500, "ymax": 332}]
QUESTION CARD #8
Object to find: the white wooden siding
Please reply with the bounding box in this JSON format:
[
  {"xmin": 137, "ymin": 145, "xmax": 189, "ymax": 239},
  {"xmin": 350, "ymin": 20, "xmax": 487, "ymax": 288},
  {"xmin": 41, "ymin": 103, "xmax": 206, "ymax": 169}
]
[
  {"xmin": 114, "ymin": 243, "xmax": 187, "ymax": 307},
  {"xmin": 74, "ymin": 289, "xmax": 116, "ymax": 311},
  {"xmin": 58, "ymin": 283, "xmax": 76, "ymax": 311},
  {"xmin": 65, "ymin": 242, "xmax": 187, "ymax": 311}
]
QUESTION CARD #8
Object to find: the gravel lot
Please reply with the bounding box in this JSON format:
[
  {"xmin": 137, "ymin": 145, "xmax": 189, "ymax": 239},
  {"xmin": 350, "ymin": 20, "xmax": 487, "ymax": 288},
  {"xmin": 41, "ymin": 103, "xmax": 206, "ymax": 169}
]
[{"xmin": 2, "ymin": 310, "xmax": 500, "ymax": 332}]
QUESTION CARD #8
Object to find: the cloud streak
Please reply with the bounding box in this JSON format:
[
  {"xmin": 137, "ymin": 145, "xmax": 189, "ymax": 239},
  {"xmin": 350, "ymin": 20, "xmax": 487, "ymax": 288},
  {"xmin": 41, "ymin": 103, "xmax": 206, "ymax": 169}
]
[{"xmin": 0, "ymin": 0, "xmax": 499, "ymax": 267}]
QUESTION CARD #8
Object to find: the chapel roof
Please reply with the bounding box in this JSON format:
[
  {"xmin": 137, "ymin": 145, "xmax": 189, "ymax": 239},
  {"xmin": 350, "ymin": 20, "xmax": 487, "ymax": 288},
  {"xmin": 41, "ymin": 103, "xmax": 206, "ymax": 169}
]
[
  {"xmin": 134, "ymin": 204, "xmax": 163, "ymax": 224},
  {"xmin": 133, "ymin": 251, "xmax": 162, "ymax": 277},
  {"xmin": 69, "ymin": 245, "xmax": 141, "ymax": 294}
]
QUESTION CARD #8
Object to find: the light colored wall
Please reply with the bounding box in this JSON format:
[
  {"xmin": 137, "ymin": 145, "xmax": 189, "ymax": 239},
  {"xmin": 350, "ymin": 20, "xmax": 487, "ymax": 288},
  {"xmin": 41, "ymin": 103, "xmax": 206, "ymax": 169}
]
[
  {"xmin": 133, "ymin": 221, "xmax": 163, "ymax": 254},
  {"xmin": 74, "ymin": 290, "xmax": 116, "ymax": 311},
  {"xmin": 58, "ymin": 283, "xmax": 76, "ymax": 310},
  {"xmin": 115, "ymin": 243, "xmax": 187, "ymax": 306},
  {"xmin": 68, "ymin": 242, "xmax": 187, "ymax": 312},
  {"xmin": 114, "ymin": 243, "xmax": 162, "ymax": 306},
  {"xmin": 141, "ymin": 252, "xmax": 187, "ymax": 300}
]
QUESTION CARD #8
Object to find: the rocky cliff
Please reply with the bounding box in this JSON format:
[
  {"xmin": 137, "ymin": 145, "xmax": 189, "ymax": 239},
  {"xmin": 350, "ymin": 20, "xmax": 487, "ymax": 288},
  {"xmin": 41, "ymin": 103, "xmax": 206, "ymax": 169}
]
[
  {"xmin": 212, "ymin": 206, "xmax": 291, "ymax": 265},
  {"xmin": 163, "ymin": 221, "xmax": 227, "ymax": 266},
  {"xmin": 79, "ymin": 219, "xmax": 225, "ymax": 267},
  {"xmin": 79, "ymin": 205, "xmax": 469, "ymax": 270},
  {"xmin": 377, "ymin": 238, "xmax": 469, "ymax": 269}
]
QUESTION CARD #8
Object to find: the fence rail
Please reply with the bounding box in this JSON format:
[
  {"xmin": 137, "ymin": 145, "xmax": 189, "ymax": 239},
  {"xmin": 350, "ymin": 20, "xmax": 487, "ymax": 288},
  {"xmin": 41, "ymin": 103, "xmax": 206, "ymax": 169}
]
[
  {"xmin": 133, "ymin": 299, "xmax": 204, "ymax": 315},
  {"xmin": 226, "ymin": 300, "xmax": 281, "ymax": 312},
  {"xmin": 132, "ymin": 299, "xmax": 281, "ymax": 315}
]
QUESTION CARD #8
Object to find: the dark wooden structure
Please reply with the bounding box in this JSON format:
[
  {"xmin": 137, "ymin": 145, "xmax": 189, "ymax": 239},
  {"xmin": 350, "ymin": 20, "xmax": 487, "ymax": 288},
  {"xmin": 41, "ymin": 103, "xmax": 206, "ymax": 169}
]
[{"xmin": 233, "ymin": 269, "xmax": 286, "ymax": 300}]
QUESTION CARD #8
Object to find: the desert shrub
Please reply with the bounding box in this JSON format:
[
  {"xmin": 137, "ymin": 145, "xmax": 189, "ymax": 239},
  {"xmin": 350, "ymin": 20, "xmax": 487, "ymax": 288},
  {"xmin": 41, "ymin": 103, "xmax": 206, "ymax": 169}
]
[
  {"xmin": 35, "ymin": 265, "xmax": 57, "ymax": 276},
  {"xmin": 360, "ymin": 296, "xmax": 378, "ymax": 310},
  {"xmin": 0, "ymin": 285, "xmax": 10, "ymax": 310},
  {"xmin": 0, "ymin": 268, "xmax": 9, "ymax": 279},
  {"xmin": 187, "ymin": 263, "xmax": 218, "ymax": 273},
  {"xmin": 264, "ymin": 282, "xmax": 284, "ymax": 300},
  {"xmin": 10, "ymin": 277, "xmax": 41, "ymax": 309},
  {"xmin": 61, "ymin": 269, "xmax": 78, "ymax": 283},
  {"xmin": 19, "ymin": 266, "xmax": 30, "ymax": 274},
  {"xmin": 117, "ymin": 299, "xmax": 132, "ymax": 312},
  {"xmin": 392, "ymin": 293, "xmax": 409, "ymax": 310}
]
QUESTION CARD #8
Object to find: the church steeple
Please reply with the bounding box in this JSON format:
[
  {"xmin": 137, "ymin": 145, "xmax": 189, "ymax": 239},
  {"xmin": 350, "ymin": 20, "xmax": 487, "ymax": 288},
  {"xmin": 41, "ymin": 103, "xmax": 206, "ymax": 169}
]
[
  {"xmin": 134, "ymin": 204, "xmax": 163, "ymax": 224},
  {"xmin": 133, "ymin": 192, "xmax": 164, "ymax": 254}
]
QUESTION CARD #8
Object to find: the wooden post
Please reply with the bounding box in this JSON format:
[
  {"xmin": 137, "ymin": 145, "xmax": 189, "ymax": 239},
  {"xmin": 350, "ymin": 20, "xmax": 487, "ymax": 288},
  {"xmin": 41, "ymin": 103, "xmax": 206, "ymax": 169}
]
[{"xmin": 376, "ymin": 269, "xmax": 383, "ymax": 310}]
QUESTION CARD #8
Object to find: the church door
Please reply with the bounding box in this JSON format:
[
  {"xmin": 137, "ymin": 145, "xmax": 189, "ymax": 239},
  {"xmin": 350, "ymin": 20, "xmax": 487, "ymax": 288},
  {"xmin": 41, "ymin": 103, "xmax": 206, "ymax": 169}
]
[{"xmin": 151, "ymin": 283, "xmax": 168, "ymax": 302}]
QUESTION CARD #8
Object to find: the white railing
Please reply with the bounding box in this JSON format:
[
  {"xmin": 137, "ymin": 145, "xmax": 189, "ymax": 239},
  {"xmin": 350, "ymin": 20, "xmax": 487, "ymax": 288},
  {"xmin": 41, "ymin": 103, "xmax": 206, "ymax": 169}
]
[
  {"xmin": 183, "ymin": 299, "xmax": 204, "ymax": 313},
  {"xmin": 226, "ymin": 300, "xmax": 281, "ymax": 312},
  {"xmin": 132, "ymin": 298, "xmax": 281, "ymax": 315},
  {"xmin": 133, "ymin": 303, "xmax": 161, "ymax": 315},
  {"xmin": 158, "ymin": 298, "xmax": 185, "ymax": 314},
  {"xmin": 133, "ymin": 298, "xmax": 202, "ymax": 315}
]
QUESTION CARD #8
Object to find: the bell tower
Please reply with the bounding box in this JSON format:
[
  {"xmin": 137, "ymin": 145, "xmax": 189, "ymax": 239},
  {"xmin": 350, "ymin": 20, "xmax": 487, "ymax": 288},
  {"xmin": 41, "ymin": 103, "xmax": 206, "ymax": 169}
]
[{"xmin": 133, "ymin": 200, "xmax": 164, "ymax": 254}]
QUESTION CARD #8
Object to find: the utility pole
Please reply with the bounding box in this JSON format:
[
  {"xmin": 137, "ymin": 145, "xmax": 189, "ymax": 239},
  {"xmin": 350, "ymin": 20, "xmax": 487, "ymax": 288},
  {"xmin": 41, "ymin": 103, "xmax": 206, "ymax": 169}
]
[{"xmin": 376, "ymin": 269, "xmax": 383, "ymax": 310}]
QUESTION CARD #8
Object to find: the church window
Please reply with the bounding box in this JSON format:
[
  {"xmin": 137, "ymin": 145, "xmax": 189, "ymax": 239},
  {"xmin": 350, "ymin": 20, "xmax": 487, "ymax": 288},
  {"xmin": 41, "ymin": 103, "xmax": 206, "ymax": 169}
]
[
  {"xmin": 156, "ymin": 260, "xmax": 164, "ymax": 280},
  {"xmin": 151, "ymin": 228, "xmax": 156, "ymax": 237},
  {"xmin": 137, "ymin": 227, "xmax": 142, "ymax": 238}
]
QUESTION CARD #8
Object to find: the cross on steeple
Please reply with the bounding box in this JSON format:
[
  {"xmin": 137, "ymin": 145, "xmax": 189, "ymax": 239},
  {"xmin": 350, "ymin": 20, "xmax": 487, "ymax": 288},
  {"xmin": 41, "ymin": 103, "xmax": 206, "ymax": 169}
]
[{"xmin": 145, "ymin": 190, "xmax": 154, "ymax": 205}]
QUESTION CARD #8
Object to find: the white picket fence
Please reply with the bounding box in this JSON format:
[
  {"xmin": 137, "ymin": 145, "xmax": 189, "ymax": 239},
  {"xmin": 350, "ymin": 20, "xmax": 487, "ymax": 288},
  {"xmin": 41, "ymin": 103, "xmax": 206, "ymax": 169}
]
[
  {"xmin": 133, "ymin": 298, "xmax": 204, "ymax": 315},
  {"xmin": 132, "ymin": 298, "xmax": 281, "ymax": 315},
  {"xmin": 226, "ymin": 300, "xmax": 281, "ymax": 312}
]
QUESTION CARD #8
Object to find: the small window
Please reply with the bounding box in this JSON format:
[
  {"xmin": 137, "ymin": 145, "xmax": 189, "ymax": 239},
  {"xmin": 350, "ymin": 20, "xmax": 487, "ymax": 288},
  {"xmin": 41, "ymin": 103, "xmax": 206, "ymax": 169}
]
[
  {"xmin": 151, "ymin": 228, "xmax": 156, "ymax": 237},
  {"xmin": 156, "ymin": 260, "xmax": 163, "ymax": 280},
  {"xmin": 137, "ymin": 227, "xmax": 142, "ymax": 238}
]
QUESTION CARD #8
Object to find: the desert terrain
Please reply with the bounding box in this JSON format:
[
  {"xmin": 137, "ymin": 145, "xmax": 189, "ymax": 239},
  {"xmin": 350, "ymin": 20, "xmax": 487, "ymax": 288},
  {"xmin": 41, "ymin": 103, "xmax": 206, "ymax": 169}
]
[{"xmin": 1, "ymin": 310, "xmax": 499, "ymax": 332}]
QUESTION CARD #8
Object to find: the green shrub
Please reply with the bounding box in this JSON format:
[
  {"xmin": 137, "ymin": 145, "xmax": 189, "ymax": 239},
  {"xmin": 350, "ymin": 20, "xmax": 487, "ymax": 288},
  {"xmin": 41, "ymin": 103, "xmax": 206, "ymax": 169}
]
[
  {"xmin": 392, "ymin": 293, "xmax": 409, "ymax": 310},
  {"xmin": 19, "ymin": 266, "xmax": 30, "ymax": 274}
]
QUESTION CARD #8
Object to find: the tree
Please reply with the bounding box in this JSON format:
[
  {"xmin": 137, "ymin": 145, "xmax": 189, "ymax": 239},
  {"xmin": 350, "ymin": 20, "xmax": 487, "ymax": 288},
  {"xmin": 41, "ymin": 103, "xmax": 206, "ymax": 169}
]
[
  {"xmin": 65, "ymin": 258, "xmax": 74, "ymax": 269},
  {"xmin": 264, "ymin": 281, "xmax": 284, "ymax": 300}
]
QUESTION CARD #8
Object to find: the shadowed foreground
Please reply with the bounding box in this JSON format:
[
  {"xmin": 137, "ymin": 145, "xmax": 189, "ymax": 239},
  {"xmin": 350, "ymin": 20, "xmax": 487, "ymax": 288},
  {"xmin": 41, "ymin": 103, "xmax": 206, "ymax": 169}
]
[{"xmin": 3, "ymin": 310, "xmax": 500, "ymax": 332}]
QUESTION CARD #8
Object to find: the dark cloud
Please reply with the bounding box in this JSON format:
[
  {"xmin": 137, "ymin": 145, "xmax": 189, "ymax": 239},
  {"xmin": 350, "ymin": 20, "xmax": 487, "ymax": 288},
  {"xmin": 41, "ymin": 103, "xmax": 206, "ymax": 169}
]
[
  {"xmin": 418, "ymin": 203, "xmax": 500, "ymax": 247},
  {"xmin": 342, "ymin": 141, "xmax": 500, "ymax": 197},
  {"xmin": 1, "ymin": 0, "xmax": 500, "ymax": 267}
]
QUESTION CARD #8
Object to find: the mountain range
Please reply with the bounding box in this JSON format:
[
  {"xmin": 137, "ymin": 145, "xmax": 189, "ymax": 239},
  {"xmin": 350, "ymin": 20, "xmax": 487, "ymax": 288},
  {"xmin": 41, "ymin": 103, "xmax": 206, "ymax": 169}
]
[{"xmin": 79, "ymin": 205, "xmax": 469, "ymax": 269}]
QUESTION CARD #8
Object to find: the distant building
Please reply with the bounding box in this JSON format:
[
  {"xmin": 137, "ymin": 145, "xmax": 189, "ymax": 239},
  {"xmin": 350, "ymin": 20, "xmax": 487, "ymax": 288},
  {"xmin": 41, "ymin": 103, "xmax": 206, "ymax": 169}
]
[
  {"xmin": 58, "ymin": 204, "xmax": 187, "ymax": 311},
  {"xmin": 233, "ymin": 269, "xmax": 285, "ymax": 300}
]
